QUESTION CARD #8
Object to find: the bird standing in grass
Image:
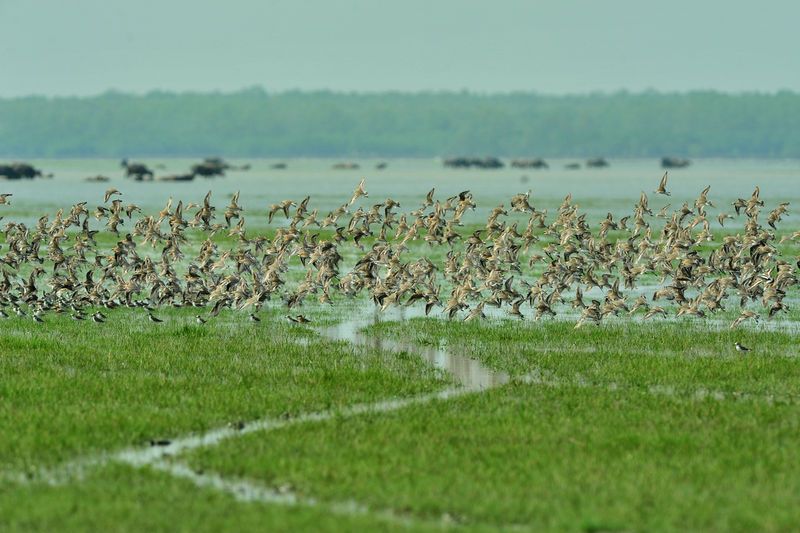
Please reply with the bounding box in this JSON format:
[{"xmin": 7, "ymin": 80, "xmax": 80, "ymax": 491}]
[
  {"xmin": 735, "ymin": 342, "xmax": 751, "ymax": 353},
  {"xmin": 195, "ymin": 315, "xmax": 207, "ymax": 325},
  {"xmin": 148, "ymin": 312, "xmax": 163, "ymax": 323}
]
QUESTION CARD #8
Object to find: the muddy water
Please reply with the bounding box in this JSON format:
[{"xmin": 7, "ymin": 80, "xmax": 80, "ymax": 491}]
[{"xmin": 317, "ymin": 307, "xmax": 510, "ymax": 391}]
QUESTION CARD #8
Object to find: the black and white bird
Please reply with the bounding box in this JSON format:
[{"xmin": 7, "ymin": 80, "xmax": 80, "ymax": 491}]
[
  {"xmin": 148, "ymin": 312, "xmax": 163, "ymax": 323},
  {"xmin": 734, "ymin": 342, "xmax": 751, "ymax": 353},
  {"xmin": 195, "ymin": 315, "xmax": 207, "ymax": 325},
  {"xmin": 249, "ymin": 313, "xmax": 261, "ymax": 323},
  {"xmin": 92, "ymin": 312, "xmax": 106, "ymax": 323}
]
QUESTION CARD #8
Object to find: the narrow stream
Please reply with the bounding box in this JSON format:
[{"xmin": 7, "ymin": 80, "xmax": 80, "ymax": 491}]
[
  {"xmin": 317, "ymin": 307, "xmax": 510, "ymax": 391},
  {"xmin": 313, "ymin": 302, "xmax": 800, "ymax": 394}
]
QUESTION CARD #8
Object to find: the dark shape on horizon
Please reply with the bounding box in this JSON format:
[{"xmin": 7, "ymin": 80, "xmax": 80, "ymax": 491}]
[
  {"xmin": 158, "ymin": 173, "xmax": 196, "ymax": 182},
  {"xmin": 511, "ymin": 158, "xmax": 548, "ymax": 169},
  {"xmin": 443, "ymin": 156, "xmax": 504, "ymax": 169},
  {"xmin": 565, "ymin": 162, "xmax": 581, "ymax": 170},
  {"xmin": 270, "ymin": 163, "xmax": 288, "ymax": 170},
  {"xmin": 662, "ymin": 157, "xmax": 691, "ymax": 169},
  {"xmin": 332, "ymin": 162, "xmax": 360, "ymax": 170},
  {"xmin": 190, "ymin": 157, "xmax": 250, "ymax": 177},
  {"xmin": 121, "ymin": 159, "xmax": 154, "ymax": 181},
  {"xmin": 191, "ymin": 157, "xmax": 231, "ymax": 178},
  {"xmin": 85, "ymin": 175, "xmax": 110, "ymax": 182},
  {"xmin": 0, "ymin": 162, "xmax": 47, "ymax": 180},
  {"xmin": 375, "ymin": 162, "xmax": 388, "ymax": 170},
  {"xmin": 586, "ymin": 157, "xmax": 610, "ymax": 168}
]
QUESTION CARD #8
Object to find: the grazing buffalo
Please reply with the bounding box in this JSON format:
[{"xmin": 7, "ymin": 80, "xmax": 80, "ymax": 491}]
[
  {"xmin": 120, "ymin": 159, "xmax": 154, "ymax": 181},
  {"xmin": 193, "ymin": 157, "xmax": 249, "ymax": 176},
  {"xmin": 332, "ymin": 162, "xmax": 360, "ymax": 170},
  {"xmin": 0, "ymin": 162, "xmax": 46, "ymax": 180},
  {"xmin": 191, "ymin": 161, "xmax": 227, "ymax": 178},
  {"xmin": 586, "ymin": 157, "xmax": 610, "ymax": 168},
  {"xmin": 661, "ymin": 157, "xmax": 691, "ymax": 169},
  {"xmin": 511, "ymin": 158, "xmax": 548, "ymax": 169},
  {"xmin": 443, "ymin": 156, "xmax": 504, "ymax": 169}
]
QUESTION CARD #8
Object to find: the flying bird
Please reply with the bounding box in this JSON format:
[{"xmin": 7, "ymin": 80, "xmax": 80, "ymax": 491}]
[
  {"xmin": 654, "ymin": 172, "xmax": 670, "ymax": 196},
  {"xmin": 104, "ymin": 188, "xmax": 122, "ymax": 203}
]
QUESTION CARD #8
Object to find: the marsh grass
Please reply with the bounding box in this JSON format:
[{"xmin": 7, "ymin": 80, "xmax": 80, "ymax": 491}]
[{"xmin": 0, "ymin": 307, "xmax": 447, "ymax": 470}]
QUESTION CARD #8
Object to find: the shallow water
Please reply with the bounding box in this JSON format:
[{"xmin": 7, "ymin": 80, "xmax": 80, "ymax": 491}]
[
  {"xmin": 4, "ymin": 158, "xmax": 799, "ymax": 226},
  {"xmin": 318, "ymin": 307, "xmax": 510, "ymax": 391}
]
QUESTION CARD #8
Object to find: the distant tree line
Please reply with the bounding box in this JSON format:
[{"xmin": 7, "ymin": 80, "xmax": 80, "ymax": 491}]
[{"xmin": 0, "ymin": 88, "xmax": 798, "ymax": 158}]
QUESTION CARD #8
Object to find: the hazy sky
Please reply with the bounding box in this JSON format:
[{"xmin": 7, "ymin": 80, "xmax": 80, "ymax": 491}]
[{"xmin": 1, "ymin": 0, "xmax": 798, "ymax": 97}]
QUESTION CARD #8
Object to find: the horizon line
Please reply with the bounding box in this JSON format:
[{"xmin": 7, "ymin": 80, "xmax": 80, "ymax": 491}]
[{"xmin": 3, "ymin": 86, "xmax": 799, "ymax": 100}]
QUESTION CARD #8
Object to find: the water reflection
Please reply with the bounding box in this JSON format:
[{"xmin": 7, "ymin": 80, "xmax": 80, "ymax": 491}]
[{"xmin": 318, "ymin": 307, "xmax": 510, "ymax": 391}]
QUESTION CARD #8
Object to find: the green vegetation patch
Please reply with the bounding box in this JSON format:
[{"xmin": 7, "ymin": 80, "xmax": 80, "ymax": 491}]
[
  {"xmin": 0, "ymin": 463, "xmax": 427, "ymax": 533},
  {"xmin": 0, "ymin": 307, "xmax": 448, "ymax": 470},
  {"xmin": 184, "ymin": 384, "xmax": 800, "ymax": 531},
  {"xmin": 366, "ymin": 318, "xmax": 800, "ymax": 397}
]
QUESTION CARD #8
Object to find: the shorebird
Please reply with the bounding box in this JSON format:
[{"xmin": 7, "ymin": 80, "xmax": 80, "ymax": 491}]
[
  {"xmin": 92, "ymin": 312, "xmax": 105, "ymax": 323},
  {"xmin": 643, "ymin": 306, "xmax": 667, "ymax": 320},
  {"xmin": 0, "ymin": 177, "xmax": 788, "ymax": 338},
  {"xmin": 195, "ymin": 315, "xmax": 207, "ymax": 325},
  {"xmin": 349, "ymin": 178, "xmax": 368, "ymax": 205},
  {"xmin": 734, "ymin": 342, "xmax": 750, "ymax": 353},
  {"xmin": 0, "ymin": 193, "xmax": 12, "ymax": 205},
  {"xmin": 654, "ymin": 172, "xmax": 670, "ymax": 196},
  {"xmin": 104, "ymin": 188, "xmax": 121, "ymax": 203},
  {"xmin": 148, "ymin": 312, "xmax": 164, "ymax": 323},
  {"xmin": 286, "ymin": 314, "xmax": 311, "ymax": 324},
  {"xmin": 249, "ymin": 313, "xmax": 261, "ymax": 323},
  {"xmin": 730, "ymin": 310, "xmax": 758, "ymax": 329}
]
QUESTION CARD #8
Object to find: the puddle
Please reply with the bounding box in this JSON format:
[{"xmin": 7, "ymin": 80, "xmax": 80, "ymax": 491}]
[
  {"xmin": 317, "ymin": 307, "xmax": 510, "ymax": 391},
  {"xmin": 315, "ymin": 302, "xmax": 800, "ymax": 391}
]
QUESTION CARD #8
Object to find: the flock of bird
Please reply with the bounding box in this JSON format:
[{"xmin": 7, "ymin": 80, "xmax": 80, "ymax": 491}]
[{"xmin": 0, "ymin": 173, "xmax": 796, "ymax": 335}]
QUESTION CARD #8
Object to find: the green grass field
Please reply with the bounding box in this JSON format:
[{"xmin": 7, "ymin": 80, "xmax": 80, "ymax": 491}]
[
  {"xmin": 1, "ymin": 163, "xmax": 799, "ymax": 532},
  {"xmin": 2, "ymin": 305, "xmax": 799, "ymax": 532}
]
